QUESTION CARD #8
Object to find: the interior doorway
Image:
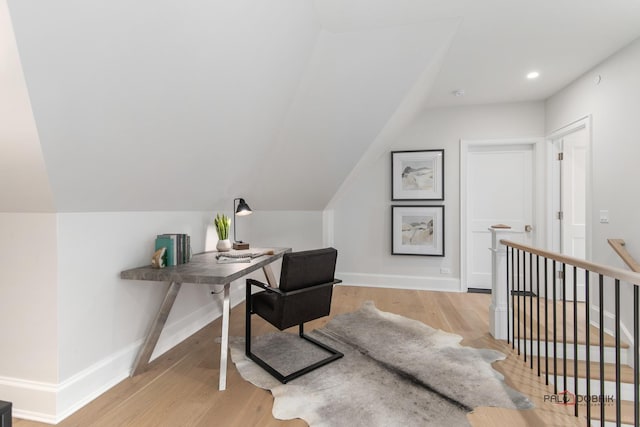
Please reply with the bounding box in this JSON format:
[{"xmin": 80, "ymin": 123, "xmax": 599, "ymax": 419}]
[
  {"xmin": 461, "ymin": 139, "xmax": 542, "ymax": 292},
  {"xmin": 549, "ymin": 117, "xmax": 591, "ymax": 302}
]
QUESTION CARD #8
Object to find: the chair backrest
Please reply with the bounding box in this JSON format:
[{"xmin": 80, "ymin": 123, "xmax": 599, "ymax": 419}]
[{"xmin": 279, "ymin": 248, "xmax": 337, "ymax": 292}]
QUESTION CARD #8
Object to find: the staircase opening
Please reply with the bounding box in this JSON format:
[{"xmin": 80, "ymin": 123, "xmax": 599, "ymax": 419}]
[{"xmin": 491, "ymin": 235, "xmax": 639, "ymax": 426}]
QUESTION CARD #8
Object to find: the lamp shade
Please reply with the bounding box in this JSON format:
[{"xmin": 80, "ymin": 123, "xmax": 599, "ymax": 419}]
[{"xmin": 235, "ymin": 198, "xmax": 252, "ymax": 216}]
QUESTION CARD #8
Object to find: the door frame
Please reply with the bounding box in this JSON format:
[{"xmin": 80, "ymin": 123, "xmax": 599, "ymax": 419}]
[
  {"xmin": 460, "ymin": 137, "xmax": 545, "ymax": 292},
  {"xmin": 546, "ymin": 115, "xmax": 592, "ymax": 262}
]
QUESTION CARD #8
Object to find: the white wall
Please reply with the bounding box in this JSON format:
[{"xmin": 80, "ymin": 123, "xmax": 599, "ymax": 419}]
[
  {"xmin": 57, "ymin": 212, "xmax": 212, "ymax": 380},
  {"xmin": 217, "ymin": 209, "xmax": 325, "ymax": 284},
  {"xmin": 0, "ymin": 213, "xmax": 58, "ymax": 418},
  {"xmin": 546, "ymin": 37, "xmax": 640, "ymax": 341},
  {"xmin": 242, "ymin": 211, "xmax": 324, "ymax": 251},
  {"xmin": 53, "ymin": 209, "xmax": 321, "ymax": 421},
  {"xmin": 1, "ymin": 2, "xmax": 58, "ymax": 419},
  {"xmin": 0, "ymin": 208, "xmax": 323, "ymax": 423},
  {"xmin": 331, "ymin": 101, "xmax": 545, "ymax": 291}
]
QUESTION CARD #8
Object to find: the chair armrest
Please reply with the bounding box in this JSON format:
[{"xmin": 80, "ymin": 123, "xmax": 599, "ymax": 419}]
[
  {"xmin": 246, "ymin": 278, "xmax": 285, "ymax": 295},
  {"xmin": 247, "ymin": 278, "xmax": 341, "ymax": 297},
  {"xmin": 277, "ymin": 279, "xmax": 342, "ymax": 297}
]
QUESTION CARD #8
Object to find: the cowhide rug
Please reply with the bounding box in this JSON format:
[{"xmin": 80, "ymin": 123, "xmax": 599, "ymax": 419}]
[{"xmin": 229, "ymin": 301, "xmax": 532, "ymax": 427}]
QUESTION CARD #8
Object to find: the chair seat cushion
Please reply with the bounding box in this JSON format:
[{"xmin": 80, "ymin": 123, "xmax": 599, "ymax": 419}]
[{"xmin": 249, "ymin": 247, "xmax": 338, "ymax": 330}]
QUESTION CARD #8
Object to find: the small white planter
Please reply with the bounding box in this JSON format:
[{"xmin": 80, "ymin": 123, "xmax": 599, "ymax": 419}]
[{"xmin": 216, "ymin": 239, "xmax": 232, "ymax": 252}]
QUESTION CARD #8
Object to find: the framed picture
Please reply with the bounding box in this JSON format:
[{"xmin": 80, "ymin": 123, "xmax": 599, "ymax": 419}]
[
  {"xmin": 392, "ymin": 205, "xmax": 444, "ymax": 256},
  {"xmin": 391, "ymin": 149, "xmax": 444, "ymax": 200}
]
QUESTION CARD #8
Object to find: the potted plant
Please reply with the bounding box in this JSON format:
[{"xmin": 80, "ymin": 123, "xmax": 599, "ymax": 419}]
[{"xmin": 214, "ymin": 213, "xmax": 232, "ymax": 252}]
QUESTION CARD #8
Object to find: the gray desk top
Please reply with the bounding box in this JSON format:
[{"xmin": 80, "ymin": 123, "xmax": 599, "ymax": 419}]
[{"xmin": 120, "ymin": 247, "xmax": 291, "ymax": 285}]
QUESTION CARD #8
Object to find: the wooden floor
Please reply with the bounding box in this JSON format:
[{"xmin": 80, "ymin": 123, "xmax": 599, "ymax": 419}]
[{"xmin": 15, "ymin": 286, "xmax": 585, "ymax": 427}]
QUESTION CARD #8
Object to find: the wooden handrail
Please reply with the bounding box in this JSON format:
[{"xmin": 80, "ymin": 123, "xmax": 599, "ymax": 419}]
[
  {"xmin": 500, "ymin": 239, "xmax": 640, "ymax": 286},
  {"xmin": 607, "ymin": 238, "xmax": 640, "ymax": 273}
]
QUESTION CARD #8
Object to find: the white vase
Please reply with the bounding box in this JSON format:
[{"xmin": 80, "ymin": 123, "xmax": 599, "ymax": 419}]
[{"xmin": 216, "ymin": 239, "xmax": 231, "ymax": 252}]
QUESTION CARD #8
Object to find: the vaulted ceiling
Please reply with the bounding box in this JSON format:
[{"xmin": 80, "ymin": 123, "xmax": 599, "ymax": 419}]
[{"xmin": 3, "ymin": 0, "xmax": 640, "ymax": 212}]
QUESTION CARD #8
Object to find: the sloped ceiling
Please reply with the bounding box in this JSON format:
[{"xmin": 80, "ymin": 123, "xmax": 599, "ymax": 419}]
[
  {"xmin": 247, "ymin": 22, "xmax": 458, "ymax": 210},
  {"xmin": 6, "ymin": 0, "xmax": 457, "ymax": 212},
  {"xmin": 6, "ymin": 0, "xmax": 640, "ymax": 212},
  {"xmin": 0, "ymin": 0, "xmax": 54, "ymax": 212},
  {"xmin": 8, "ymin": 0, "xmax": 323, "ymax": 212}
]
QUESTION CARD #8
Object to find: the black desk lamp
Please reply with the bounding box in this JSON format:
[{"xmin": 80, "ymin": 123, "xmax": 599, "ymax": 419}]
[{"xmin": 233, "ymin": 198, "xmax": 252, "ymax": 250}]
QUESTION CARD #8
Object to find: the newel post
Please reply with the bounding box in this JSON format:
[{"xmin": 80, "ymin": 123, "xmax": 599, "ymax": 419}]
[{"xmin": 489, "ymin": 225, "xmax": 514, "ymax": 340}]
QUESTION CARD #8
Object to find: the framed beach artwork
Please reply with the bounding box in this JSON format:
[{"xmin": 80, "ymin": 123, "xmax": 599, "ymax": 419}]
[
  {"xmin": 391, "ymin": 149, "xmax": 444, "ymax": 200},
  {"xmin": 391, "ymin": 205, "xmax": 444, "ymax": 256}
]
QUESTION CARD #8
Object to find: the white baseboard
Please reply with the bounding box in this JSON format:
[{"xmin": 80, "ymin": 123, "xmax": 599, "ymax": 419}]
[
  {"xmin": 0, "ymin": 376, "xmax": 57, "ymax": 424},
  {"xmin": 7, "ymin": 283, "xmax": 247, "ymax": 425},
  {"xmin": 12, "ymin": 408, "xmax": 57, "ymax": 425},
  {"xmin": 337, "ymin": 272, "xmax": 461, "ymax": 292},
  {"xmin": 56, "ymin": 346, "xmax": 134, "ymax": 423}
]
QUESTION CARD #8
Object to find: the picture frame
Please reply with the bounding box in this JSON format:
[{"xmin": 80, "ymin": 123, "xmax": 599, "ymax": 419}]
[
  {"xmin": 391, "ymin": 205, "xmax": 444, "ymax": 256},
  {"xmin": 391, "ymin": 149, "xmax": 444, "ymax": 200}
]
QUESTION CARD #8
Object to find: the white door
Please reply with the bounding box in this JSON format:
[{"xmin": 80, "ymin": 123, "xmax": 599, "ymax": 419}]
[
  {"xmin": 555, "ymin": 128, "xmax": 588, "ymax": 301},
  {"xmin": 463, "ymin": 143, "xmax": 536, "ymax": 290}
]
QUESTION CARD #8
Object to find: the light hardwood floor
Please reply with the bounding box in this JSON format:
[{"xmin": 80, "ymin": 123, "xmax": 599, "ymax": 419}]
[{"xmin": 15, "ymin": 286, "xmax": 585, "ymax": 427}]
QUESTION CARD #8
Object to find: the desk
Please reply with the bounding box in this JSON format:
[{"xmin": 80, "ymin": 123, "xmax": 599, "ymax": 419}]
[{"xmin": 120, "ymin": 247, "xmax": 291, "ymax": 390}]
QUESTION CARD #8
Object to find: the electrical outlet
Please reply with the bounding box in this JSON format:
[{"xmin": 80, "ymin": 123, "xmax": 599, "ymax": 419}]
[
  {"xmin": 600, "ymin": 210, "xmax": 609, "ymax": 224},
  {"xmin": 440, "ymin": 268, "xmax": 451, "ymax": 274}
]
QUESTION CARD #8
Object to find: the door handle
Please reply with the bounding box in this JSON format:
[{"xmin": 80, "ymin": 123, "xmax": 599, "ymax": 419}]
[{"xmin": 525, "ymin": 225, "xmax": 533, "ymax": 232}]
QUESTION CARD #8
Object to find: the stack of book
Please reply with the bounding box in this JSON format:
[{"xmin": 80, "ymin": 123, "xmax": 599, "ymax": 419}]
[{"xmin": 154, "ymin": 234, "xmax": 191, "ymax": 266}]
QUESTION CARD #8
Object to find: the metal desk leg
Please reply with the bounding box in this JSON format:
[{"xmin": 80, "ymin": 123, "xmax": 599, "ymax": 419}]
[
  {"xmin": 218, "ymin": 282, "xmax": 231, "ymax": 391},
  {"xmin": 262, "ymin": 264, "xmax": 278, "ymax": 287},
  {"xmin": 131, "ymin": 281, "xmax": 182, "ymax": 376}
]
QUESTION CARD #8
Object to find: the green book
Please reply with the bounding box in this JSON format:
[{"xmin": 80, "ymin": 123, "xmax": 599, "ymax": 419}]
[{"xmin": 155, "ymin": 236, "xmax": 175, "ymax": 266}]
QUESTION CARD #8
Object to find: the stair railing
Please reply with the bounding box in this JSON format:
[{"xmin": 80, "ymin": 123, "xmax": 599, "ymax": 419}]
[
  {"xmin": 608, "ymin": 239, "xmax": 640, "ymax": 273},
  {"xmin": 490, "ymin": 230, "xmax": 639, "ymax": 427}
]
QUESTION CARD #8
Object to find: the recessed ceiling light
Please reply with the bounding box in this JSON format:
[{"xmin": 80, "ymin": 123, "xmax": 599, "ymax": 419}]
[
  {"xmin": 452, "ymin": 89, "xmax": 465, "ymax": 97},
  {"xmin": 527, "ymin": 71, "xmax": 540, "ymax": 80}
]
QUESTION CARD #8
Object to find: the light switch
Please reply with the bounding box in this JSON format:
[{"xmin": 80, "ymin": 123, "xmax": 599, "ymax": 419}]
[{"xmin": 600, "ymin": 210, "xmax": 609, "ymax": 224}]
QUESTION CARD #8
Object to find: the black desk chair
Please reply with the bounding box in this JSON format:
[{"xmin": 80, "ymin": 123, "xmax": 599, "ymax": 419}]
[{"xmin": 245, "ymin": 247, "xmax": 343, "ymax": 383}]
